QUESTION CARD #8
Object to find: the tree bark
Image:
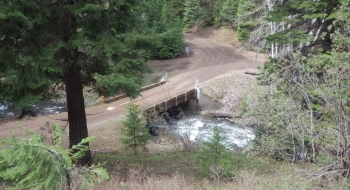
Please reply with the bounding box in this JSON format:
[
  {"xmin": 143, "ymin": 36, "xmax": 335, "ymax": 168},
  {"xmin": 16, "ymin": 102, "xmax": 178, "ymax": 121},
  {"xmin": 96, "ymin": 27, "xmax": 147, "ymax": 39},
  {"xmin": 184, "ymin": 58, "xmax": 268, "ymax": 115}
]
[
  {"xmin": 59, "ymin": 0, "xmax": 91, "ymax": 165},
  {"xmin": 65, "ymin": 63, "xmax": 91, "ymax": 165}
]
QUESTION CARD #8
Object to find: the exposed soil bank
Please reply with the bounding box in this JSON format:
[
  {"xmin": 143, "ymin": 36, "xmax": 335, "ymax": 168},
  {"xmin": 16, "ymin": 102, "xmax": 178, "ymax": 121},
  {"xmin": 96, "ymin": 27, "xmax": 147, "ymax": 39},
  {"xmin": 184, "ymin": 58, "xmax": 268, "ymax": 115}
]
[{"xmin": 200, "ymin": 69, "xmax": 259, "ymax": 116}]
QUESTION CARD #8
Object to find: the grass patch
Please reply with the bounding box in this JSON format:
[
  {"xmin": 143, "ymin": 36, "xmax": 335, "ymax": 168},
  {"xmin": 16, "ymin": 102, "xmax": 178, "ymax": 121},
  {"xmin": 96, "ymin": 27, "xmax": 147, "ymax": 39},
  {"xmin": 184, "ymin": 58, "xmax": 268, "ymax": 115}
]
[
  {"xmin": 93, "ymin": 150, "xmax": 277, "ymax": 181},
  {"xmin": 92, "ymin": 150, "xmax": 350, "ymax": 190}
]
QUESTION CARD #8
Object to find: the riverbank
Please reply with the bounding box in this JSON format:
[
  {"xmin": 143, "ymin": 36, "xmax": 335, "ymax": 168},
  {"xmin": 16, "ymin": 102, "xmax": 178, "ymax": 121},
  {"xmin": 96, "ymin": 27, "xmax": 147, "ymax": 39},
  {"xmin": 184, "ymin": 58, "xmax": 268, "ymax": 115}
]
[{"xmin": 199, "ymin": 69, "xmax": 259, "ymax": 117}]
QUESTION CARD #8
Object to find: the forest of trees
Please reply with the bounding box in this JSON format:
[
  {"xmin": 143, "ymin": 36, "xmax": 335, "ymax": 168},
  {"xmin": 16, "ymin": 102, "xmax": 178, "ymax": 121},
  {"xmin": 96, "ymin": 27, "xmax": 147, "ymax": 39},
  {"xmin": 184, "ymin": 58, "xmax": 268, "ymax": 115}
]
[
  {"xmin": 0, "ymin": 0, "xmax": 184, "ymax": 165},
  {"xmin": 1, "ymin": 0, "xmax": 350, "ymax": 188},
  {"xmin": 241, "ymin": 0, "xmax": 350, "ymax": 173}
]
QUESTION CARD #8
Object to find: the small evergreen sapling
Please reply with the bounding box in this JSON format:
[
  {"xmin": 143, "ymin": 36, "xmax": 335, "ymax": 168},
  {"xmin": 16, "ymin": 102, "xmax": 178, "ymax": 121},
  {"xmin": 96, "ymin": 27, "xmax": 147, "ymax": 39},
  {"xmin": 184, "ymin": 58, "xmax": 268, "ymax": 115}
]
[
  {"xmin": 0, "ymin": 126, "xmax": 109, "ymax": 189},
  {"xmin": 195, "ymin": 126, "xmax": 234, "ymax": 177},
  {"xmin": 121, "ymin": 102, "xmax": 151, "ymax": 155}
]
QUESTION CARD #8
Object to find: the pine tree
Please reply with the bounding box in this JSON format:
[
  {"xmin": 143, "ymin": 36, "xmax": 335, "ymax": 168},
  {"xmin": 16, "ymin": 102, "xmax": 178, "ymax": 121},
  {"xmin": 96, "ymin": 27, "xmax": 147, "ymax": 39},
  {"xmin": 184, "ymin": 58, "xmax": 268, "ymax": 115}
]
[
  {"xmin": 211, "ymin": 0, "xmax": 225, "ymax": 26},
  {"xmin": 0, "ymin": 126, "xmax": 109, "ymax": 189},
  {"xmin": 250, "ymin": 0, "xmax": 350, "ymax": 166},
  {"xmin": 265, "ymin": 0, "xmax": 340, "ymax": 55},
  {"xmin": 195, "ymin": 126, "xmax": 233, "ymax": 177},
  {"xmin": 162, "ymin": 0, "xmax": 185, "ymax": 23},
  {"xmin": 144, "ymin": 0, "xmax": 167, "ymax": 32},
  {"xmin": 143, "ymin": 0, "xmax": 185, "ymax": 59},
  {"xmin": 217, "ymin": 0, "xmax": 239, "ymax": 27},
  {"xmin": 0, "ymin": 0, "xmax": 148, "ymax": 164},
  {"xmin": 196, "ymin": 126, "xmax": 229, "ymax": 166},
  {"xmin": 236, "ymin": 0, "xmax": 266, "ymax": 43},
  {"xmin": 120, "ymin": 102, "xmax": 151, "ymax": 155},
  {"xmin": 183, "ymin": 0, "xmax": 200, "ymax": 29}
]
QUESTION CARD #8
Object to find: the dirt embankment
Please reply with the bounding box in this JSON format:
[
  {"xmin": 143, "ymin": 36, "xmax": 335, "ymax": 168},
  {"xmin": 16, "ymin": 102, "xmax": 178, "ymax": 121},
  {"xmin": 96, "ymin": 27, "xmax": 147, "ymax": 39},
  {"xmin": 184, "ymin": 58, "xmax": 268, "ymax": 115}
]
[{"xmin": 200, "ymin": 69, "xmax": 258, "ymax": 116}]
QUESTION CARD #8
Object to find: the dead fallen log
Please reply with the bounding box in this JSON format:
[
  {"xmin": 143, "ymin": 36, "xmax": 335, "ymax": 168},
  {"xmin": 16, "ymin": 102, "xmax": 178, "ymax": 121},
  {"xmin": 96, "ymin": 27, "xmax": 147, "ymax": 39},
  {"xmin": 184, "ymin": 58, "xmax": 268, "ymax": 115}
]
[
  {"xmin": 202, "ymin": 111, "xmax": 243, "ymax": 118},
  {"xmin": 212, "ymin": 113, "xmax": 232, "ymax": 118},
  {"xmin": 244, "ymin": 70, "xmax": 259, "ymax": 75}
]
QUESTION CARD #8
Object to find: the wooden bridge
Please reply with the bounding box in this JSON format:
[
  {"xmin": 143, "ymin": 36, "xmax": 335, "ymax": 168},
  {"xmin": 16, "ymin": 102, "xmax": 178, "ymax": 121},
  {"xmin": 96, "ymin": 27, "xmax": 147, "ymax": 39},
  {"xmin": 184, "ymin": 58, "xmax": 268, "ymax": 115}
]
[
  {"xmin": 102, "ymin": 76, "xmax": 199, "ymax": 113},
  {"xmin": 144, "ymin": 88, "xmax": 198, "ymax": 112}
]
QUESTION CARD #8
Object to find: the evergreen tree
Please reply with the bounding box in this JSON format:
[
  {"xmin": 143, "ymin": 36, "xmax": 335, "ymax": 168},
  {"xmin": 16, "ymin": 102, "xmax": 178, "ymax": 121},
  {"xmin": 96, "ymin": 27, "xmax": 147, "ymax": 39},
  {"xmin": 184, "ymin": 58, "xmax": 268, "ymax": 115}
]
[
  {"xmin": 143, "ymin": 0, "xmax": 185, "ymax": 59},
  {"xmin": 183, "ymin": 0, "xmax": 200, "ymax": 29},
  {"xmin": 144, "ymin": 0, "xmax": 167, "ymax": 33},
  {"xmin": 157, "ymin": 27, "xmax": 184, "ymax": 59},
  {"xmin": 236, "ymin": 0, "xmax": 266, "ymax": 43},
  {"xmin": 246, "ymin": 0, "xmax": 350, "ymax": 168},
  {"xmin": 265, "ymin": 0, "xmax": 340, "ymax": 55},
  {"xmin": 198, "ymin": 1, "xmax": 214, "ymax": 26},
  {"xmin": 211, "ymin": 0, "xmax": 225, "ymax": 26},
  {"xmin": 0, "ymin": 126, "xmax": 109, "ymax": 189},
  {"xmin": 120, "ymin": 102, "xmax": 151, "ymax": 155},
  {"xmin": 195, "ymin": 126, "xmax": 233, "ymax": 177},
  {"xmin": 217, "ymin": 0, "xmax": 239, "ymax": 28},
  {"xmin": 162, "ymin": 0, "xmax": 185, "ymax": 23},
  {"xmin": 0, "ymin": 0, "xmax": 148, "ymax": 164}
]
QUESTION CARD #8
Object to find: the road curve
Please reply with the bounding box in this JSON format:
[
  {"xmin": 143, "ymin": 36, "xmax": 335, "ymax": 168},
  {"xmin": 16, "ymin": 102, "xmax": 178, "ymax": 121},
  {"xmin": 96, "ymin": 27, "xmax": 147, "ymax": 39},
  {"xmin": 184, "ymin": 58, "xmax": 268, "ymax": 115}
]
[{"xmin": 0, "ymin": 33, "xmax": 266, "ymax": 138}]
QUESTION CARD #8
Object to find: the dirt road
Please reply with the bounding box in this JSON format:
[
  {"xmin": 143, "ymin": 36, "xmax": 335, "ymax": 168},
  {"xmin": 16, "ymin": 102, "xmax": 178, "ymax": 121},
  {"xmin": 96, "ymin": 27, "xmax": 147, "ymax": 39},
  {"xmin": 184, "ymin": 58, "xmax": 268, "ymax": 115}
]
[{"xmin": 0, "ymin": 33, "xmax": 266, "ymax": 138}]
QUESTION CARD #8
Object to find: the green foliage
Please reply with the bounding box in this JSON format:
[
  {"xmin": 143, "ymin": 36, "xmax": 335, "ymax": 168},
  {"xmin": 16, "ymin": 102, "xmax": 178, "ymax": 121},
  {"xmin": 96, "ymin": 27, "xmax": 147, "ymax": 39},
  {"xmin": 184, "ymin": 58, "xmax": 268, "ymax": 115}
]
[
  {"xmin": 331, "ymin": 0, "xmax": 350, "ymax": 53},
  {"xmin": 236, "ymin": 0, "xmax": 266, "ymax": 43},
  {"xmin": 94, "ymin": 42, "xmax": 148, "ymax": 98},
  {"xmin": 0, "ymin": 0, "xmax": 152, "ymax": 107},
  {"xmin": 194, "ymin": 126, "xmax": 234, "ymax": 177},
  {"xmin": 0, "ymin": 1, "xmax": 61, "ymax": 108},
  {"xmin": 243, "ymin": 89, "xmax": 310, "ymax": 160},
  {"xmin": 196, "ymin": 0, "xmax": 235, "ymax": 27},
  {"xmin": 255, "ymin": 52, "xmax": 350, "ymax": 162},
  {"xmin": 0, "ymin": 126, "xmax": 109, "ymax": 189},
  {"xmin": 120, "ymin": 102, "xmax": 151, "ymax": 155},
  {"xmin": 216, "ymin": 0, "xmax": 239, "ymax": 27},
  {"xmin": 182, "ymin": 0, "xmax": 200, "ymax": 29},
  {"xmin": 144, "ymin": 0, "xmax": 167, "ymax": 33},
  {"xmin": 0, "ymin": 0, "xmax": 156, "ymax": 164},
  {"xmin": 160, "ymin": 0, "xmax": 239, "ymax": 28},
  {"xmin": 162, "ymin": 0, "xmax": 185, "ymax": 23},
  {"xmin": 265, "ymin": 0, "xmax": 340, "ymax": 53},
  {"xmin": 95, "ymin": 149, "xmax": 271, "ymax": 184},
  {"xmin": 243, "ymin": 1, "xmax": 350, "ymax": 167},
  {"xmin": 142, "ymin": 0, "xmax": 184, "ymax": 59},
  {"xmin": 157, "ymin": 27, "xmax": 184, "ymax": 59},
  {"xmin": 197, "ymin": 3, "xmax": 213, "ymax": 26}
]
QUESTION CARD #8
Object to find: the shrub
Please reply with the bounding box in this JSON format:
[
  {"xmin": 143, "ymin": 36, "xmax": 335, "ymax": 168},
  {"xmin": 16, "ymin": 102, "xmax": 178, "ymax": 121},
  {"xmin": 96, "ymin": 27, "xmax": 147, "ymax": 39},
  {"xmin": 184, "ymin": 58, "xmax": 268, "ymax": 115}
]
[
  {"xmin": 194, "ymin": 126, "xmax": 234, "ymax": 178},
  {"xmin": 0, "ymin": 126, "xmax": 109, "ymax": 189},
  {"xmin": 120, "ymin": 101, "xmax": 151, "ymax": 155}
]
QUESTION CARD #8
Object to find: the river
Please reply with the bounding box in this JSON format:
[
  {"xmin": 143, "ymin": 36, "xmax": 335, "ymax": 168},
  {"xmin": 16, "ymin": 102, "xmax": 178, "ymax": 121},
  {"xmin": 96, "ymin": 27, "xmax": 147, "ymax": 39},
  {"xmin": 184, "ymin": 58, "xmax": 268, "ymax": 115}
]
[
  {"xmin": 154, "ymin": 93, "xmax": 255, "ymax": 151},
  {"xmin": 169, "ymin": 115, "xmax": 255, "ymax": 151}
]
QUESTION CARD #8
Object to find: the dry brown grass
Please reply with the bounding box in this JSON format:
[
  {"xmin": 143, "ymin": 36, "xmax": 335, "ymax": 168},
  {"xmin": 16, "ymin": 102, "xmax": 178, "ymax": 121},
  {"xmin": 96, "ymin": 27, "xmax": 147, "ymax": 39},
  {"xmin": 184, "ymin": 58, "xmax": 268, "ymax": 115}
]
[
  {"xmin": 194, "ymin": 26, "xmax": 240, "ymax": 46},
  {"xmin": 93, "ymin": 171, "xmax": 204, "ymax": 190},
  {"xmin": 90, "ymin": 165, "xmax": 350, "ymax": 190}
]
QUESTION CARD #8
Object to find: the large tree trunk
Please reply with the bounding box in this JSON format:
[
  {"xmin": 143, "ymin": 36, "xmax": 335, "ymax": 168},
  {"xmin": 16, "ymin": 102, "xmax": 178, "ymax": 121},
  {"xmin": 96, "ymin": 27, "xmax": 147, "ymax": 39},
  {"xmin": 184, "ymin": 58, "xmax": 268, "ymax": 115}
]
[
  {"xmin": 65, "ymin": 63, "xmax": 91, "ymax": 165},
  {"xmin": 60, "ymin": 0, "xmax": 91, "ymax": 165}
]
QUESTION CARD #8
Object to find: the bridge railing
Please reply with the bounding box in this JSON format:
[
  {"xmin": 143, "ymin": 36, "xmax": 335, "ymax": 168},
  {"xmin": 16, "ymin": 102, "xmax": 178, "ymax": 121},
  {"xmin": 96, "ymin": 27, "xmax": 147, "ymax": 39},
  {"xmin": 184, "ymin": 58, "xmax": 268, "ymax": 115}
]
[
  {"xmin": 102, "ymin": 80, "xmax": 166, "ymax": 103},
  {"xmin": 141, "ymin": 88, "xmax": 197, "ymax": 111}
]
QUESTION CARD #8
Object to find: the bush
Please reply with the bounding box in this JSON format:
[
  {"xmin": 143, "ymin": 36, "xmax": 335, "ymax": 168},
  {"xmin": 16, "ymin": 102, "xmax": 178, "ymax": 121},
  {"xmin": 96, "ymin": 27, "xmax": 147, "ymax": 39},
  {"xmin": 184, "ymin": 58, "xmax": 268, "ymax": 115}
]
[
  {"xmin": 120, "ymin": 101, "xmax": 151, "ymax": 155},
  {"xmin": 194, "ymin": 126, "xmax": 235, "ymax": 178},
  {"xmin": 0, "ymin": 126, "xmax": 109, "ymax": 189}
]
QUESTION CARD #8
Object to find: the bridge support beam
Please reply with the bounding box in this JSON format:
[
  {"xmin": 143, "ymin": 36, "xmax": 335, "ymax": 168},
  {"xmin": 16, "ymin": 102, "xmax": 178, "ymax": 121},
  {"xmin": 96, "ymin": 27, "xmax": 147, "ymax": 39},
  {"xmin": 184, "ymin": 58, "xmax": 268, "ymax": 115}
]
[{"xmin": 145, "ymin": 89, "xmax": 198, "ymax": 112}]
